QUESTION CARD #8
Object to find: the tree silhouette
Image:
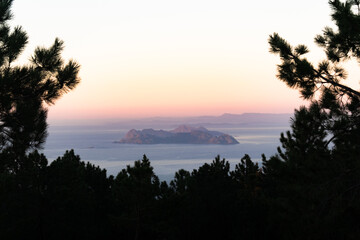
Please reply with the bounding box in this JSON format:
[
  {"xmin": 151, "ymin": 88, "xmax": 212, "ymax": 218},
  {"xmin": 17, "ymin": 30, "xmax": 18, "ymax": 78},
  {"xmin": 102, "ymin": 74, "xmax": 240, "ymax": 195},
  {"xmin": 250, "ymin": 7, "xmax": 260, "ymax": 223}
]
[
  {"xmin": 0, "ymin": 1, "xmax": 81, "ymax": 239},
  {"xmin": 0, "ymin": 0, "xmax": 80, "ymax": 171},
  {"xmin": 268, "ymin": 0, "xmax": 360, "ymax": 174},
  {"xmin": 44, "ymin": 150, "xmax": 110, "ymax": 240},
  {"xmin": 111, "ymin": 155, "xmax": 162, "ymax": 240},
  {"xmin": 267, "ymin": 0, "xmax": 360, "ymax": 238}
]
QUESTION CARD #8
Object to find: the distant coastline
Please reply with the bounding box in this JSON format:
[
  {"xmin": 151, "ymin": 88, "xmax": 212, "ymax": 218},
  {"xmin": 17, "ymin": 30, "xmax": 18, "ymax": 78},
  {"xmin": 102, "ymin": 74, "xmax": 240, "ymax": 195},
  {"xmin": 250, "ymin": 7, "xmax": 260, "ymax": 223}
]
[{"xmin": 49, "ymin": 112, "xmax": 293, "ymax": 128}]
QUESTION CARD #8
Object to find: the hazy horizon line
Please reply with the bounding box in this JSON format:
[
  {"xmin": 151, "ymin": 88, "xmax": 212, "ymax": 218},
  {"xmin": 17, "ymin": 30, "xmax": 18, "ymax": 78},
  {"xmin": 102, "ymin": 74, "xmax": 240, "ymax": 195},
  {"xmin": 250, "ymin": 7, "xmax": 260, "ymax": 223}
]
[{"xmin": 48, "ymin": 112, "xmax": 293, "ymax": 126}]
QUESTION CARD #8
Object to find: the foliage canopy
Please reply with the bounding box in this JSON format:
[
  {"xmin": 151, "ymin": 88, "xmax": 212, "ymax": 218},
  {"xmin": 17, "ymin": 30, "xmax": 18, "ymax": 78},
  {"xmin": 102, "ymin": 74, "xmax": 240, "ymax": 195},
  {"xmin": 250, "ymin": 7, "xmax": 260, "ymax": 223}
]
[{"xmin": 0, "ymin": 0, "xmax": 80, "ymax": 169}]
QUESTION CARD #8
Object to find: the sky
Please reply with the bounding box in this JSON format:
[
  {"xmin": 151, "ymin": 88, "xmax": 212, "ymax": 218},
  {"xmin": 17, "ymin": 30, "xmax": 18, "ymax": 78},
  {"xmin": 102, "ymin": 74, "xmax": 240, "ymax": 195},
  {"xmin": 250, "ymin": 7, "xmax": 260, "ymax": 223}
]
[{"xmin": 10, "ymin": 0, "xmax": 360, "ymax": 123}]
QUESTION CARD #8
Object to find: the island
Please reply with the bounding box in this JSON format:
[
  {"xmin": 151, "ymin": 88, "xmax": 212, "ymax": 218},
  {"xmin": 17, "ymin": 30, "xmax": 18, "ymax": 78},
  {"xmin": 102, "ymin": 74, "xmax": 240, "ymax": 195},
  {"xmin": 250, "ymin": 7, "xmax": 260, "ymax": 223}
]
[{"xmin": 115, "ymin": 125, "xmax": 239, "ymax": 144}]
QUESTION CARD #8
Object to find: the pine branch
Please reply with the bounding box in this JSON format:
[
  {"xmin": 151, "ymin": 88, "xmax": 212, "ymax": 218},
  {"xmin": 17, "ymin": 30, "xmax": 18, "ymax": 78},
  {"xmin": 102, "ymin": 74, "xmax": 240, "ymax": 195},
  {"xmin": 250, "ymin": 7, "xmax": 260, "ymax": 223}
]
[{"xmin": 314, "ymin": 68, "xmax": 360, "ymax": 98}]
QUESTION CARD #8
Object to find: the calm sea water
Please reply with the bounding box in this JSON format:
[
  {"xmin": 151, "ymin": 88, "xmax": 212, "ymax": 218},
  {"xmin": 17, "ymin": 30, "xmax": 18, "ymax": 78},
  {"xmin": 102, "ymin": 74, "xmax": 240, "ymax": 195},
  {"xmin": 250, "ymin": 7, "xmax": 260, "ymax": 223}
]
[{"xmin": 43, "ymin": 125, "xmax": 289, "ymax": 181}]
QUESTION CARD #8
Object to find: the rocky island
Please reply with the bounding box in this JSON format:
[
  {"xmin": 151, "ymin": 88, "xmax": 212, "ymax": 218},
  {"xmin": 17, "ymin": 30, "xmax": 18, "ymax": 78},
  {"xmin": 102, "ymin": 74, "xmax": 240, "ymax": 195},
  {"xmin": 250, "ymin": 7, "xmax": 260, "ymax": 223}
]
[{"xmin": 116, "ymin": 125, "xmax": 239, "ymax": 144}]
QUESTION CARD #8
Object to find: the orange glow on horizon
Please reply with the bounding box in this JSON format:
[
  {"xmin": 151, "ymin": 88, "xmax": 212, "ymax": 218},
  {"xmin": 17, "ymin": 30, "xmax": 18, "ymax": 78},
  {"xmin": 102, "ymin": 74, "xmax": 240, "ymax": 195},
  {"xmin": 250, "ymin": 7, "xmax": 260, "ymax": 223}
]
[
  {"xmin": 13, "ymin": 0, "xmax": 338, "ymax": 124},
  {"xmin": 47, "ymin": 95, "xmax": 305, "ymax": 120}
]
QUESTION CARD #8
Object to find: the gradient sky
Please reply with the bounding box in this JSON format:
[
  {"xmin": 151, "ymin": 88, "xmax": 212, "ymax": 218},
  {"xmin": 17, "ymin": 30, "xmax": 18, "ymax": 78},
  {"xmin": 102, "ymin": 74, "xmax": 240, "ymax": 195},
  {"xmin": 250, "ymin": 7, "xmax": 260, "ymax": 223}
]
[{"xmin": 10, "ymin": 0, "xmax": 360, "ymax": 122}]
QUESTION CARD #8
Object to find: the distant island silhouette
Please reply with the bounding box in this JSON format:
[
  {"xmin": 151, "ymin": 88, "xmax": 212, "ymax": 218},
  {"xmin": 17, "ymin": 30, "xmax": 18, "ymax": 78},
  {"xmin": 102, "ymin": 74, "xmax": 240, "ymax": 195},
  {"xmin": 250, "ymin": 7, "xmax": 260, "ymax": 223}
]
[{"xmin": 116, "ymin": 125, "xmax": 239, "ymax": 144}]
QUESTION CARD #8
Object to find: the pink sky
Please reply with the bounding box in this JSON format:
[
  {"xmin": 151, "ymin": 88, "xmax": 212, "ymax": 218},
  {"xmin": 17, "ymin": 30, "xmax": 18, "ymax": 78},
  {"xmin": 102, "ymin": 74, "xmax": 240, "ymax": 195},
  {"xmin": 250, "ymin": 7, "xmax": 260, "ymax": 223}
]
[{"xmin": 11, "ymin": 0, "xmax": 359, "ymax": 123}]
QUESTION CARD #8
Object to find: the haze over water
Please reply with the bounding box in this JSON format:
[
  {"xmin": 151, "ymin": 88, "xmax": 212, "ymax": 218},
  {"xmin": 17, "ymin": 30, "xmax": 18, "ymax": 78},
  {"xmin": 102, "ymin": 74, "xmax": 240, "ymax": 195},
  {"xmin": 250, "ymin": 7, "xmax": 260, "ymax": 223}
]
[{"xmin": 43, "ymin": 114, "xmax": 290, "ymax": 180}]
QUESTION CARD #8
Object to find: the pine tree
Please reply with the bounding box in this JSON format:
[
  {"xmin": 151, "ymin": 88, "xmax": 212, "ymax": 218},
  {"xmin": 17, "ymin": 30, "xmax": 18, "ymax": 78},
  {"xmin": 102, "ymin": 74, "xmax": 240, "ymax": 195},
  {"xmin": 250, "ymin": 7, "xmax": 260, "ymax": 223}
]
[
  {"xmin": 267, "ymin": 0, "xmax": 360, "ymax": 238},
  {"xmin": 268, "ymin": 0, "xmax": 360, "ymax": 173},
  {"xmin": 0, "ymin": 0, "xmax": 80, "ymax": 172}
]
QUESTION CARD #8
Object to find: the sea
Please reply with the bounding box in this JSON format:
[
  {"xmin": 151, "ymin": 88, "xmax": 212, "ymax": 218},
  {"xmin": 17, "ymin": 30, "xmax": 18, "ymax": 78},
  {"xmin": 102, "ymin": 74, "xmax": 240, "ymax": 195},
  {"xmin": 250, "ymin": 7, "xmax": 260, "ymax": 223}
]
[{"xmin": 42, "ymin": 125, "xmax": 289, "ymax": 181}]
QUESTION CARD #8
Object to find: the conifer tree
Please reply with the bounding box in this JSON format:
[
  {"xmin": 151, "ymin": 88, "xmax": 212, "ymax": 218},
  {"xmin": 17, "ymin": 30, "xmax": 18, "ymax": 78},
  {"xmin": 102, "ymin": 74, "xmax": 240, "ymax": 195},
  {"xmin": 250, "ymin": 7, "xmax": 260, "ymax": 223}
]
[
  {"xmin": 0, "ymin": 0, "xmax": 80, "ymax": 172},
  {"xmin": 268, "ymin": 0, "xmax": 360, "ymax": 164},
  {"xmin": 267, "ymin": 0, "xmax": 360, "ymax": 237},
  {"xmin": 111, "ymin": 155, "xmax": 162, "ymax": 239}
]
